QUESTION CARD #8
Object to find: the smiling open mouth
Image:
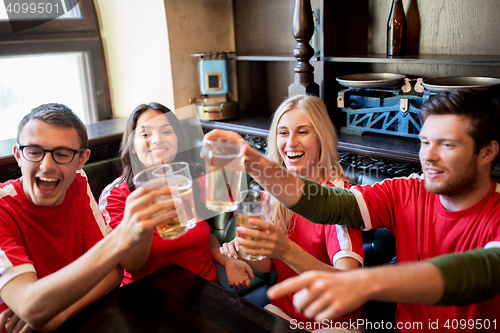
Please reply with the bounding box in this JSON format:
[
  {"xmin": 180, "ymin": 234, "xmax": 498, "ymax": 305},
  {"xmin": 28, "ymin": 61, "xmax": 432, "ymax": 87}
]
[
  {"xmin": 286, "ymin": 151, "xmax": 304, "ymax": 160},
  {"xmin": 37, "ymin": 176, "xmax": 60, "ymax": 191}
]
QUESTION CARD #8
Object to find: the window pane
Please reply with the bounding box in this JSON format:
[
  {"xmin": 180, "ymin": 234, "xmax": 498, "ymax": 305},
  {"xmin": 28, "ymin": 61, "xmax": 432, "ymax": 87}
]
[{"xmin": 0, "ymin": 52, "xmax": 91, "ymax": 141}]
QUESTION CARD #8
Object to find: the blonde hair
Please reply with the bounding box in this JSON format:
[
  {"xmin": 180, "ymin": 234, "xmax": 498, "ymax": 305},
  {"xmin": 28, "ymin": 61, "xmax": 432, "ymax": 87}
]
[{"xmin": 266, "ymin": 95, "xmax": 351, "ymax": 234}]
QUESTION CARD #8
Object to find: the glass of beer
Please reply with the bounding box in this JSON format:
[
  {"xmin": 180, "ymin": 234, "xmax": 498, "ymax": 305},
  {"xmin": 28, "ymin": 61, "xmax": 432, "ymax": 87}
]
[
  {"xmin": 154, "ymin": 162, "xmax": 197, "ymax": 229},
  {"xmin": 234, "ymin": 190, "xmax": 271, "ymax": 261},
  {"xmin": 133, "ymin": 165, "xmax": 188, "ymax": 239},
  {"xmin": 203, "ymin": 141, "xmax": 246, "ymax": 212}
]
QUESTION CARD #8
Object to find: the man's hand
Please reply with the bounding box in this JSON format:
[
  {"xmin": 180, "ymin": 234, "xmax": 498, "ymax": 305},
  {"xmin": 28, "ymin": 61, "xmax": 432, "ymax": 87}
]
[
  {"xmin": 268, "ymin": 262, "xmax": 446, "ymax": 321},
  {"xmin": 0, "ymin": 308, "xmax": 33, "ymax": 333},
  {"xmin": 202, "ymin": 129, "xmax": 262, "ymax": 166},
  {"xmin": 117, "ymin": 187, "xmax": 178, "ymax": 246},
  {"xmin": 267, "ymin": 270, "xmax": 369, "ymax": 321}
]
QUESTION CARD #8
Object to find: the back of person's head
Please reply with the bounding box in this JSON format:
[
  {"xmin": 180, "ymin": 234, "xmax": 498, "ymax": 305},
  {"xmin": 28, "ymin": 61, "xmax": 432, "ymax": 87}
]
[
  {"xmin": 17, "ymin": 103, "xmax": 88, "ymax": 149},
  {"xmin": 419, "ymin": 88, "xmax": 500, "ymax": 164},
  {"xmin": 267, "ymin": 94, "xmax": 348, "ymax": 183}
]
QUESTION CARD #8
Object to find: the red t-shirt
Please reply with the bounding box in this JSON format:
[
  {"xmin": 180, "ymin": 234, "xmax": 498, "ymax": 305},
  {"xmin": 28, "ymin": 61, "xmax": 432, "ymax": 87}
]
[
  {"xmin": 352, "ymin": 174, "xmax": 500, "ymax": 332},
  {"xmin": 273, "ymin": 180, "xmax": 365, "ymax": 324},
  {"xmin": 0, "ymin": 171, "xmax": 106, "ymax": 312},
  {"xmin": 99, "ymin": 176, "xmax": 219, "ymax": 285}
]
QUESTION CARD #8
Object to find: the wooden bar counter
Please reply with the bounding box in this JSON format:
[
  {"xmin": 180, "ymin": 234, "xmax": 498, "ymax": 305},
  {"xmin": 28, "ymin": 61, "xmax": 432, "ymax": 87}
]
[{"xmin": 55, "ymin": 264, "xmax": 306, "ymax": 333}]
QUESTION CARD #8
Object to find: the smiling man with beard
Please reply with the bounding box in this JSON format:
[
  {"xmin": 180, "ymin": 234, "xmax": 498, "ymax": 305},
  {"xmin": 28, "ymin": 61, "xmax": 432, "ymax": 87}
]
[
  {"xmin": 204, "ymin": 88, "xmax": 500, "ymax": 333},
  {"xmin": 0, "ymin": 104, "xmax": 178, "ymax": 332}
]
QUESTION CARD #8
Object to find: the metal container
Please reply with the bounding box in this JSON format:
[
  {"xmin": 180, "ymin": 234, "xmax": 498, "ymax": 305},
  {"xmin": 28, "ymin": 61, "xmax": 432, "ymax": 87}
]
[{"xmin": 195, "ymin": 98, "xmax": 238, "ymax": 121}]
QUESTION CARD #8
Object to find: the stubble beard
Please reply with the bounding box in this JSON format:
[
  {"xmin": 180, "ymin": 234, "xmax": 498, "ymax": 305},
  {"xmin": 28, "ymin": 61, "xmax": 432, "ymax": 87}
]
[{"xmin": 424, "ymin": 158, "xmax": 480, "ymax": 200}]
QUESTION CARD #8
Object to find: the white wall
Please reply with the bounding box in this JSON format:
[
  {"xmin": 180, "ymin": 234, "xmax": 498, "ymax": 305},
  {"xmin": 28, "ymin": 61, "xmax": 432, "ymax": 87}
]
[
  {"xmin": 93, "ymin": 0, "xmax": 175, "ymax": 118},
  {"xmin": 164, "ymin": 0, "xmax": 235, "ymax": 110}
]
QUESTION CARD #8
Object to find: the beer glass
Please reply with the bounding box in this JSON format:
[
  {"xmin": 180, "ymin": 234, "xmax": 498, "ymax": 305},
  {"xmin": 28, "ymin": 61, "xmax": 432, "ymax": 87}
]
[
  {"xmin": 203, "ymin": 141, "xmax": 245, "ymax": 212},
  {"xmin": 133, "ymin": 165, "xmax": 188, "ymax": 239},
  {"xmin": 154, "ymin": 162, "xmax": 197, "ymax": 229},
  {"xmin": 234, "ymin": 190, "xmax": 271, "ymax": 261}
]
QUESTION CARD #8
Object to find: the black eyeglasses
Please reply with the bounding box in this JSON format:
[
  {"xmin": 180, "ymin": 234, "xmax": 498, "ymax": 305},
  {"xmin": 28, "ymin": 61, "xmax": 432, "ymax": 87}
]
[{"xmin": 18, "ymin": 145, "xmax": 85, "ymax": 164}]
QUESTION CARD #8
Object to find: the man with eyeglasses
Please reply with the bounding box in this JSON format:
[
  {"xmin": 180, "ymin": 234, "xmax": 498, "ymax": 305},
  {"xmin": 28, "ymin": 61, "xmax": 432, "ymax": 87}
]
[{"xmin": 0, "ymin": 104, "xmax": 177, "ymax": 332}]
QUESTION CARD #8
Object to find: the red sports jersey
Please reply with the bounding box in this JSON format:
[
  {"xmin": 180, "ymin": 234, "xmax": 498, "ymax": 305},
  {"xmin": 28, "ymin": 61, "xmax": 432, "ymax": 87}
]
[
  {"xmin": 0, "ymin": 171, "xmax": 107, "ymax": 312},
  {"xmin": 273, "ymin": 180, "xmax": 364, "ymax": 325},
  {"xmin": 352, "ymin": 174, "xmax": 500, "ymax": 333},
  {"xmin": 99, "ymin": 177, "xmax": 219, "ymax": 285}
]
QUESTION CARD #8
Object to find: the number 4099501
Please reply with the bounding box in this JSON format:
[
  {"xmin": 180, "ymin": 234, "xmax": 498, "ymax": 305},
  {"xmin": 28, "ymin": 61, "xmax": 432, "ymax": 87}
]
[
  {"xmin": 443, "ymin": 319, "xmax": 496, "ymax": 330},
  {"xmin": 6, "ymin": 2, "xmax": 62, "ymax": 15}
]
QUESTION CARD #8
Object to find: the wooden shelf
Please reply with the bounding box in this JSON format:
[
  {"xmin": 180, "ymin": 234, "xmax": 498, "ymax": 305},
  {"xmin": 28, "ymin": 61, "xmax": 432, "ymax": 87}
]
[
  {"xmin": 234, "ymin": 53, "xmax": 320, "ymax": 62},
  {"xmin": 322, "ymin": 54, "xmax": 500, "ymax": 67}
]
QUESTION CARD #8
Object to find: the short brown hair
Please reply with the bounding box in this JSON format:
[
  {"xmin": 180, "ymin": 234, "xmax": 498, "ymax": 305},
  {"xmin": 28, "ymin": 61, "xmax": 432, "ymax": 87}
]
[
  {"xmin": 419, "ymin": 89, "xmax": 500, "ymax": 163},
  {"xmin": 17, "ymin": 103, "xmax": 88, "ymax": 149}
]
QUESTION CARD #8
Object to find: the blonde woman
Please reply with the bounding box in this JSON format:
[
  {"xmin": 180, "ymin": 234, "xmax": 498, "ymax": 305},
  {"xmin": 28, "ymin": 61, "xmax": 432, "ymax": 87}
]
[{"xmin": 220, "ymin": 95, "xmax": 365, "ymax": 331}]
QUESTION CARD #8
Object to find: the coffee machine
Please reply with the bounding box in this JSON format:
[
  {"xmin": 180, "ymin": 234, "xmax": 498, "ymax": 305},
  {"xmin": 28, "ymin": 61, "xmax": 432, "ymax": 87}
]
[{"xmin": 191, "ymin": 51, "xmax": 238, "ymax": 121}]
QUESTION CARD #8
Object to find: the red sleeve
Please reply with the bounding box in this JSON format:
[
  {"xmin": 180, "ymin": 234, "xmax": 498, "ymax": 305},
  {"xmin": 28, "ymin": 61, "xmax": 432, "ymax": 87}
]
[
  {"xmin": 325, "ymin": 224, "xmax": 364, "ymax": 266},
  {"xmin": 0, "ymin": 212, "xmax": 36, "ymax": 276},
  {"xmin": 351, "ymin": 174, "xmax": 421, "ymax": 233},
  {"xmin": 75, "ymin": 171, "xmax": 106, "ymax": 252},
  {"xmin": 324, "ymin": 181, "xmax": 364, "ymax": 266},
  {"xmin": 98, "ymin": 178, "xmax": 130, "ymax": 230}
]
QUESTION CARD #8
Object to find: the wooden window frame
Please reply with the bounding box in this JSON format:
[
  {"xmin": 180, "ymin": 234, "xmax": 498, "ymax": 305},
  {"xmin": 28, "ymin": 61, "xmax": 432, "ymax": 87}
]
[{"xmin": 0, "ymin": 0, "xmax": 112, "ymax": 121}]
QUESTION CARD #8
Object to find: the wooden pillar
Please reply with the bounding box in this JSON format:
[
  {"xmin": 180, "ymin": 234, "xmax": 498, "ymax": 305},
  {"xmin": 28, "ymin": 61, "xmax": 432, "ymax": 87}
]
[{"xmin": 288, "ymin": 0, "xmax": 319, "ymax": 97}]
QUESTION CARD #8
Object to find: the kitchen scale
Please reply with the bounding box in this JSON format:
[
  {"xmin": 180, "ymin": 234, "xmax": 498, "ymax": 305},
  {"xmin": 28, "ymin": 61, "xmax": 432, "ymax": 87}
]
[
  {"xmin": 336, "ymin": 74, "xmax": 500, "ymax": 139},
  {"xmin": 191, "ymin": 51, "xmax": 238, "ymax": 121}
]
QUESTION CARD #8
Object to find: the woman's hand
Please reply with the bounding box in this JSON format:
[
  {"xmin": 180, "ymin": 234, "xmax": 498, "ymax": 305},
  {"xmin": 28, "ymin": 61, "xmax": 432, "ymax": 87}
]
[
  {"xmin": 236, "ymin": 219, "xmax": 293, "ymax": 261},
  {"xmin": 223, "ymin": 260, "xmax": 255, "ymax": 290},
  {"xmin": 220, "ymin": 239, "xmax": 241, "ymax": 260}
]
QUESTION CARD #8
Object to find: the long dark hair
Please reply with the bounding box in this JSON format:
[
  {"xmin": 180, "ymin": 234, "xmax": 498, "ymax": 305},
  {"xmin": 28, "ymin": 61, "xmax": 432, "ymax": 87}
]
[{"xmin": 120, "ymin": 102, "xmax": 210, "ymax": 220}]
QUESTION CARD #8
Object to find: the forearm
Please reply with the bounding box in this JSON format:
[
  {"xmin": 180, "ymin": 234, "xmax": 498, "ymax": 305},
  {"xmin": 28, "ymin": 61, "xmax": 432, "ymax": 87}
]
[
  {"xmin": 2, "ymin": 231, "xmax": 130, "ymax": 330},
  {"xmin": 244, "ymin": 258, "xmax": 274, "ymax": 273},
  {"xmin": 428, "ymin": 247, "xmax": 500, "ymax": 306},
  {"xmin": 210, "ymin": 233, "xmax": 232, "ymax": 267},
  {"xmin": 245, "ymin": 155, "xmax": 305, "ymax": 207},
  {"xmin": 38, "ymin": 266, "xmax": 123, "ymax": 332},
  {"xmin": 119, "ymin": 232, "xmax": 154, "ymax": 273},
  {"xmin": 363, "ymin": 262, "xmax": 444, "ymax": 304},
  {"xmin": 281, "ymin": 241, "xmax": 340, "ymax": 274},
  {"xmin": 288, "ymin": 178, "xmax": 365, "ymax": 228}
]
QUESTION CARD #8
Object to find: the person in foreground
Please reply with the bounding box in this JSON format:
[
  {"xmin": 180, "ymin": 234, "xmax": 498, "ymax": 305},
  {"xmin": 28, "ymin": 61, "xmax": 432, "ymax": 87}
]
[
  {"xmin": 219, "ymin": 95, "xmax": 364, "ymax": 331},
  {"xmin": 99, "ymin": 103, "xmax": 253, "ymax": 288},
  {"xmin": 204, "ymin": 88, "xmax": 500, "ymax": 332},
  {"xmin": 0, "ymin": 104, "xmax": 176, "ymax": 332}
]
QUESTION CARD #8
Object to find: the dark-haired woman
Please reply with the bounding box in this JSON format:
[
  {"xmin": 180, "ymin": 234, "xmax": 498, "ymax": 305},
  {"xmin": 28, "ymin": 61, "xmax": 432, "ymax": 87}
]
[{"xmin": 99, "ymin": 103, "xmax": 253, "ymax": 287}]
